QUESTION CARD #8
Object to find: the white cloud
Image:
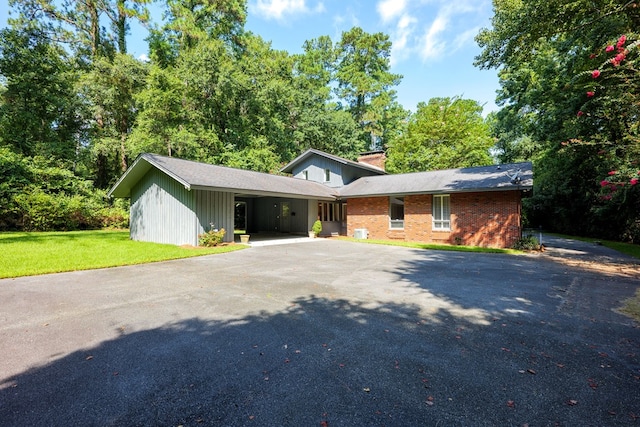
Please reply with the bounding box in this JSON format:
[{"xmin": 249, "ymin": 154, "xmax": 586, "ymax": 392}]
[
  {"xmin": 252, "ymin": 0, "xmax": 325, "ymax": 21},
  {"xmin": 452, "ymin": 26, "xmax": 480, "ymax": 50},
  {"xmin": 416, "ymin": 0, "xmax": 488, "ymax": 62},
  {"xmin": 420, "ymin": 15, "xmax": 448, "ymax": 60},
  {"xmin": 389, "ymin": 14, "xmax": 417, "ymax": 66},
  {"xmin": 377, "ymin": 0, "xmax": 408, "ymax": 23},
  {"xmin": 138, "ymin": 53, "xmax": 150, "ymax": 62}
]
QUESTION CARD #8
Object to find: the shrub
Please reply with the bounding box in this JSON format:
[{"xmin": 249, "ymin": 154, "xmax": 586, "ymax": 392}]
[
  {"xmin": 98, "ymin": 206, "xmax": 129, "ymax": 229},
  {"xmin": 512, "ymin": 234, "xmax": 541, "ymax": 251},
  {"xmin": 312, "ymin": 220, "xmax": 322, "ymax": 236},
  {"xmin": 198, "ymin": 228, "xmax": 226, "ymax": 247}
]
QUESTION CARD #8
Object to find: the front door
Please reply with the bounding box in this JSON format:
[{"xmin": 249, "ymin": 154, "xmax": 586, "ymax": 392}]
[{"xmin": 280, "ymin": 202, "xmax": 290, "ymax": 233}]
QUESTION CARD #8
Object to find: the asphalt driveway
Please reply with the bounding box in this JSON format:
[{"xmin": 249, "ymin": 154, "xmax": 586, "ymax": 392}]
[{"xmin": 1, "ymin": 237, "xmax": 639, "ymax": 426}]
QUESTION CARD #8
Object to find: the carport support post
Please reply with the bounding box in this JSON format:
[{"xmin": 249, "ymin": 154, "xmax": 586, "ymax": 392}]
[{"xmin": 539, "ymin": 225, "xmax": 543, "ymax": 246}]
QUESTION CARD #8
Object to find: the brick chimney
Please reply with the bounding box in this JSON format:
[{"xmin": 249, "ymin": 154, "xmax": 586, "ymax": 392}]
[{"xmin": 357, "ymin": 151, "xmax": 386, "ymax": 171}]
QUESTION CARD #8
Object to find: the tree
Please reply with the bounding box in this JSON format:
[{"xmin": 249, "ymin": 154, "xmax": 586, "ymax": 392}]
[
  {"xmin": 78, "ymin": 53, "xmax": 148, "ymax": 187},
  {"xmin": 160, "ymin": 0, "xmax": 246, "ymax": 52},
  {"xmin": 475, "ymin": 0, "xmax": 640, "ymax": 240},
  {"xmin": 334, "ymin": 27, "xmax": 402, "ymax": 150},
  {"xmin": 0, "ymin": 27, "xmax": 80, "ymax": 161},
  {"xmin": 128, "ymin": 61, "xmax": 220, "ymax": 162},
  {"xmin": 386, "ymin": 97, "xmax": 493, "ymax": 173},
  {"xmin": 9, "ymin": 0, "xmax": 152, "ymax": 57}
]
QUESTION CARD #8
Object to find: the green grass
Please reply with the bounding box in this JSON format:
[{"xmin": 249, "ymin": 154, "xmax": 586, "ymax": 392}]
[
  {"xmin": 339, "ymin": 237, "xmax": 520, "ymax": 254},
  {"xmin": 0, "ymin": 230, "xmax": 246, "ymax": 279}
]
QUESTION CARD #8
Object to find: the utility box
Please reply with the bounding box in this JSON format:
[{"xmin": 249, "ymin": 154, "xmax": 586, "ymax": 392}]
[{"xmin": 354, "ymin": 228, "xmax": 368, "ymax": 239}]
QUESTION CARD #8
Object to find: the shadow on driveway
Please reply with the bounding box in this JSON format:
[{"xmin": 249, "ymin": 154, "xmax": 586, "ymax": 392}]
[{"xmin": 1, "ymin": 240, "xmax": 639, "ymax": 426}]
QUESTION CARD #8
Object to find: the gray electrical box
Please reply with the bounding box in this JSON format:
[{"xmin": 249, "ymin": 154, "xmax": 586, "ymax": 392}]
[{"xmin": 354, "ymin": 228, "xmax": 368, "ymax": 239}]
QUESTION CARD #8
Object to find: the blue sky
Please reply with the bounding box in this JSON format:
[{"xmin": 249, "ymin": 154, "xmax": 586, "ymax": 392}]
[{"xmin": 0, "ymin": 0, "xmax": 500, "ymax": 114}]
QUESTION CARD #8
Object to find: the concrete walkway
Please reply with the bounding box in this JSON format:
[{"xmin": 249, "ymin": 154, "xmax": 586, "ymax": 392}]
[{"xmin": 1, "ymin": 238, "xmax": 639, "ymax": 426}]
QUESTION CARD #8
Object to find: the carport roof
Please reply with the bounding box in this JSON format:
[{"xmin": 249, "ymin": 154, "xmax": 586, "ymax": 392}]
[
  {"xmin": 339, "ymin": 162, "xmax": 533, "ymax": 197},
  {"xmin": 107, "ymin": 153, "xmax": 339, "ymax": 200}
]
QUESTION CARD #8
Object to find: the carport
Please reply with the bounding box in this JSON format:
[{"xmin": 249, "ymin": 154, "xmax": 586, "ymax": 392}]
[{"xmin": 107, "ymin": 153, "xmax": 338, "ymax": 246}]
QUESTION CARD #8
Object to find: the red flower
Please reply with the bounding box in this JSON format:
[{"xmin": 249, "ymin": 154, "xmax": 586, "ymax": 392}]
[
  {"xmin": 589, "ymin": 53, "xmax": 597, "ymax": 59},
  {"xmin": 631, "ymin": 178, "xmax": 638, "ymax": 186},
  {"xmin": 608, "ymin": 170, "xmax": 617, "ymax": 175},
  {"xmin": 612, "ymin": 53, "xmax": 626, "ymax": 66},
  {"xmin": 587, "ymin": 91, "xmax": 595, "ymax": 97},
  {"xmin": 577, "ymin": 111, "xmax": 584, "ymax": 117},
  {"xmin": 617, "ymin": 35, "xmax": 627, "ymax": 48},
  {"xmin": 606, "ymin": 45, "xmax": 615, "ymax": 52},
  {"xmin": 592, "ymin": 69, "xmax": 601, "ymax": 78},
  {"xmin": 600, "ymin": 180, "xmax": 609, "ymax": 187}
]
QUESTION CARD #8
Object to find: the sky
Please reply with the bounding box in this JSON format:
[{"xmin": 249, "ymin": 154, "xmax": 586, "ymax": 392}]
[{"xmin": 0, "ymin": 0, "xmax": 501, "ymax": 115}]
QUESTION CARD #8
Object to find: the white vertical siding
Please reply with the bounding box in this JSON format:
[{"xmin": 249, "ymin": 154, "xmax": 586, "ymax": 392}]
[
  {"xmin": 130, "ymin": 168, "xmax": 197, "ymax": 245},
  {"xmin": 195, "ymin": 190, "xmax": 234, "ymax": 242}
]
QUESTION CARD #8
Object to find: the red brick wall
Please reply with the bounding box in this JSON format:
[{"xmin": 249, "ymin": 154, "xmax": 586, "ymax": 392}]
[{"xmin": 347, "ymin": 191, "xmax": 522, "ymax": 248}]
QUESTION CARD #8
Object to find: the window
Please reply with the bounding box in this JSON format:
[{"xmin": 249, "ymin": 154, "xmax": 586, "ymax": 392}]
[
  {"xmin": 317, "ymin": 202, "xmax": 346, "ymax": 222},
  {"xmin": 389, "ymin": 196, "xmax": 404, "ymax": 229},
  {"xmin": 302, "ymin": 170, "xmax": 308, "ymax": 180},
  {"xmin": 433, "ymin": 195, "xmax": 450, "ymax": 230},
  {"xmin": 324, "ymin": 168, "xmax": 331, "ymax": 182}
]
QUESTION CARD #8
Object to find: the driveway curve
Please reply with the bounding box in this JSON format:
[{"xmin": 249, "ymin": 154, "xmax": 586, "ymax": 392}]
[{"xmin": 1, "ymin": 237, "xmax": 639, "ymax": 426}]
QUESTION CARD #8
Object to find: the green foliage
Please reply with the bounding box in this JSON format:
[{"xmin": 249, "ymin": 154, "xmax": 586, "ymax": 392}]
[
  {"xmin": 0, "ymin": 27, "xmax": 80, "ymax": 160},
  {"xmin": 78, "ymin": 53, "xmax": 149, "ymax": 187},
  {"xmin": 198, "ymin": 227, "xmax": 226, "ymax": 247},
  {"xmin": 0, "ymin": 147, "xmax": 128, "ymax": 231},
  {"xmin": 478, "ymin": 0, "xmax": 640, "ymax": 241},
  {"xmin": 335, "ymin": 27, "xmax": 403, "ymax": 149},
  {"xmin": 387, "ymin": 97, "xmax": 493, "ymax": 173},
  {"xmin": 511, "ymin": 234, "xmax": 540, "ymax": 251},
  {"xmin": 312, "ymin": 220, "xmax": 322, "ymax": 235}
]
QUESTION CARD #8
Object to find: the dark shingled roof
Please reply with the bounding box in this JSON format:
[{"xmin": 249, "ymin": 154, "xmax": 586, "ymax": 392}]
[
  {"xmin": 338, "ymin": 162, "xmax": 533, "ymax": 198},
  {"xmin": 108, "ymin": 153, "xmax": 339, "ymax": 200},
  {"xmin": 109, "ymin": 153, "xmax": 532, "ymax": 201}
]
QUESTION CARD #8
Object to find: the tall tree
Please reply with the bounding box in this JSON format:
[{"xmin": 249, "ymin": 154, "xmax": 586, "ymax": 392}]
[
  {"xmin": 476, "ymin": 0, "xmax": 640, "ymax": 240},
  {"xmin": 386, "ymin": 97, "xmax": 493, "ymax": 173},
  {"xmin": 161, "ymin": 0, "xmax": 246, "ymax": 52},
  {"xmin": 334, "ymin": 27, "xmax": 402, "ymax": 150},
  {"xmin": 0, "ymin": 27, "xmax": 80, "ymax": 161},
  {"xmin": 78, "ymin": 53, "xmax": 148, "ymax": 186},
  {"xmin": 9, "ymin": 0, "xmax": 152, "ymax": 57}
]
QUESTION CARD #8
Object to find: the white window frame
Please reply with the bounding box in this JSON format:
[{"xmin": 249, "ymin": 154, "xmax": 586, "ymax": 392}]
[
  {"xmin": 302, "ymin": 170, "xmax": 308, "ymax": 180},
  {"xmin": 389, "ymin": 196, "xmax": 405, "ymax": 229},
  {"xmin": 432, "ymin": 194, "xmax": 451, "ymax": 231},
  {"xmin": 324, "ymin": 168, "xmax": 331, "ymax": 182}
]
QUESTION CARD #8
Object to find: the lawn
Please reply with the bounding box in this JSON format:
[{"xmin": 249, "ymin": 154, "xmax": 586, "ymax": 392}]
[
  {"xmin": 0, "ymin": 230, "xmax": 246, "ymax": 279},
  {"xmin": 337, "ymin": 237, "xmax": 520, "ymax": 254}
]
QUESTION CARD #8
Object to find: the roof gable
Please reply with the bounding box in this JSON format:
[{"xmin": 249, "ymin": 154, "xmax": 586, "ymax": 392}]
[{"xmin": 280, "ymin": 149, "xmax": 387, "ymax": 175}]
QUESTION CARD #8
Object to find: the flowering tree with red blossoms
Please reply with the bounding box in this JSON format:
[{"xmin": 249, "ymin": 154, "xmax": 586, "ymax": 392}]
[{"xmin": 574, "ymin": 32, "xmax": 640, "ymax": 240}]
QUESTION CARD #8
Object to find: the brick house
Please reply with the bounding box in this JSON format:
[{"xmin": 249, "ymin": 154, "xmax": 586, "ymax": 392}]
[
  {"xmin": 109, "ymin": 149, "xmax": 532, "ymax": 248},
  {"xmin": 284, "ymin": 149, "xmax": 532, "ymax": 248}
]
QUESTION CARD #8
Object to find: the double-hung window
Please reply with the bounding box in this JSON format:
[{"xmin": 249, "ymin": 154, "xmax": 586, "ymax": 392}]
[
  {"xmin": 389, "ymin": 196, "xmax": 405, "ymax": 229},
  {"xmin": 432, "ymin": 194, "xmax": 450, "ymax": 230}
]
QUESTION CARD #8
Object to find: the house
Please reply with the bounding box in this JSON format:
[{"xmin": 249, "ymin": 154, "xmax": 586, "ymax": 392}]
[{"xmin": 108, "ymin": 149, "xmax": 532, "ymax": 248}]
